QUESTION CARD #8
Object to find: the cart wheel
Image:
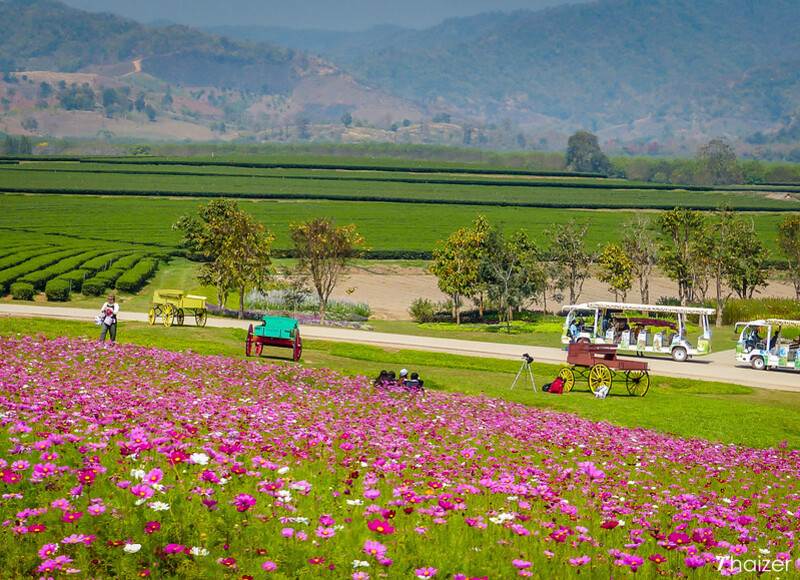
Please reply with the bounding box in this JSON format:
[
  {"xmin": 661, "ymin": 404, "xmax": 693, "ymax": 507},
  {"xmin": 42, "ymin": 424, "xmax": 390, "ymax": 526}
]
[
  {"xmin": 750, "ymin": 356, "xmax": 765, "ymax": 371},
  {"xmin": 245, "ymin": 324, "xmax": 253, "ymax": 357},
  {"xmin": 147, "ymin": 308, "xmax": 156, "ymax": 325},
  {"xmin": 625, "ymin": 370, "xmax": 650, "ymax": 396},
  {"xmin": 163, "ymin": 304, "xmax": 174, "ymax": 328},
  {"xmin": 557, "ymin": 366, "xmax": 575, "ymax": 393},
  {"xmin": 195, "ymin": 309, "xmax": 207, "ymax": 327},
  {"xmin": 175, "ymin": 309, "xmax": 184, "ymax": 327},
  {"xmin": 254, "ymin": 342, "xmax": 263, "ymax": 357},
  {"xmin": 293, "ymin": 335, "xmax": 303, "ymax": 361},
  {"xmin": 588, "ymin": 363, "xmax": 612, "ymax": 394}
]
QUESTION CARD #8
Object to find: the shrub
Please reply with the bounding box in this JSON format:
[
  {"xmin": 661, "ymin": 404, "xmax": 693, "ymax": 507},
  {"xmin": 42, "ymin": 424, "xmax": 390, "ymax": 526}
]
[
  {"xmin": 45, "ymin": 278, "xmax": 70, "ymax": 302},
  {"xmin": 244, "ymin": 288, "xmax": 370, "ymax": 321},
  {"xmin": 115, "ymin": 258, "xmax": 159, "ymax": 293},
  {"xmin": 82, "ymin": 278, "xmax": 107, "ymax": 296},
  {"xmin": 10, "ymin": 281, "xmax": 35, "ymax": 300},
  {"xmin": 409, "ymin": 298, "xmax": 438, "ymax": 323}
]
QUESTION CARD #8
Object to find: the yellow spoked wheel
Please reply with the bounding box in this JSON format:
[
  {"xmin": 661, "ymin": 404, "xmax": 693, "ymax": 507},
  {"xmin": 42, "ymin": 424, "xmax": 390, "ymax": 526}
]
[
  {"xmin": 195, "ymin": 309, "xmax": 207, "ymax": 327},
  {"xmin": 557, "ymin": 366, "xmax": 575, "ymax": 393},
  {"xmin": 625, "ymin": 370, "xmax": 650, "ymax": 396},
  {"xmin": 163, "ymin": 304, "xmax": 174, "ymax": 328},
  {"xmin": 588, "ymin": 363, "xmax": 612, "ymax": 394},
  {"xmin": 147, "ymin": 308, "xmax": 156, "ymax": 325},
  {"xmin": 175, "ymin": 309, "xmax": 185, "ymax": 326}
]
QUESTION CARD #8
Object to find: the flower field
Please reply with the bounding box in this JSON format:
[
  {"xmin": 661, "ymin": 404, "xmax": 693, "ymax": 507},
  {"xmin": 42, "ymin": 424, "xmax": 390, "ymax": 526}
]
[{"xmin": 1, "ymin": 335, "xmax": 799, "ymax": 579}]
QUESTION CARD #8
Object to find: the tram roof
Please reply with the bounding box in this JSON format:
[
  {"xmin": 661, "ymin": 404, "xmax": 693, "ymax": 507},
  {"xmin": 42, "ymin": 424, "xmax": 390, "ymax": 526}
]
[
  {"xmin": 739, "ymin": 318, "xmax": 800, "ymax": 328},
  {"xmin": 563, "ymin": 302, "xmax": 716, "ymax": 316}
]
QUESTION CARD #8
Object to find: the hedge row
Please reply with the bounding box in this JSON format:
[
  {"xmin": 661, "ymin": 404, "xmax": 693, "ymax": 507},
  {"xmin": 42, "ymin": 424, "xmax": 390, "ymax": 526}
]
[
  {"xmin": 0, "ymin": 249, "xmax": 85, "ymax": 294},
  {"xmin": 18, "ymin": 250, "xmax": 105, "ymax": 290},
  {"xmin": 56, "ymin": 269, "xmax": 92, "ymax": 293},
  {"xmin": 2, "ymin": 185, "xmax": 795, "ymax": 213},
  {"xmin": 114, "ymin": 258, "xmax": 159, "ymax": 293},
  {"xmin": 81, "ymin": 251, "xmax": 133, "ymax": 275},
  {"xmin": 0, "ymin": 247, "xmax": 48, "ymax": 271}
]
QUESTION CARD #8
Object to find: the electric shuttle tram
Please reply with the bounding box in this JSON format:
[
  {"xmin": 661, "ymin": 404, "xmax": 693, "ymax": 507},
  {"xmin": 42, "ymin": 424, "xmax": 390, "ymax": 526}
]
[{"xmin": 561, "ymin": 302, "xmax": 714, "ymax": 362}]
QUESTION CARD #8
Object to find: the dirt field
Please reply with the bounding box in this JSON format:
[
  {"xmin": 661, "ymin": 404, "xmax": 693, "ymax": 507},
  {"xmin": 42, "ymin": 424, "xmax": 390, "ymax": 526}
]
[{"xmin": 329, "ymin": 264, "xmax": 799, "ymax": 320}]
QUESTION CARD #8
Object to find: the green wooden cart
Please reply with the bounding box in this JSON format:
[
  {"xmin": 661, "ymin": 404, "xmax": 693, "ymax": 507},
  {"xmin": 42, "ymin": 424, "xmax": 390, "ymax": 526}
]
[
  {"xmin": 148, "ymin": 289, "xmax": 208, "ymax": 328},
  {"xmin": 246, "ymin": 316, "xmax": 302, "ymax": 361}
]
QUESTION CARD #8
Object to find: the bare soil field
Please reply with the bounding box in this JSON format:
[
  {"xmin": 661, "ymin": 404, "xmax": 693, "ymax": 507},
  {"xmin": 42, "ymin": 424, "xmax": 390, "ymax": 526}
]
[{"xmin": 329, "ymin": 264, "xmax": 799, "ymax": 320}]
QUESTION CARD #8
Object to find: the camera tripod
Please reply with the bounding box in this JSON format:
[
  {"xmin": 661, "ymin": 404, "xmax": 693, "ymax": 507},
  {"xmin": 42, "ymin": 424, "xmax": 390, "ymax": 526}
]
[{"xmin": 511, "ymin": 353, "xmax": 536, "ymax": 391}]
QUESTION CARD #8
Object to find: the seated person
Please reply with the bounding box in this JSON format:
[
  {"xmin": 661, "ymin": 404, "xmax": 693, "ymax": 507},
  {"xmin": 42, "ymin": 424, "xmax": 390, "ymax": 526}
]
[
  {"xmin": 385, "ymin": 371, "xmax": 397, "ymax": 386},
  {"xmin": 405, "ymin": 372, "xmax": 424, "ymax": 392},
  {"xmin": 568, "ymin": 319, "xmax": 580, "ymax": 342},
  {"xmin": 398, "ymin": 368, "xmax": 409, "ymax": 386},
  {"xmin": 373, "ymin": 370, "xmax": 390, "ymax": 388},
  {"xmin": 769, "ymin": 330, "xmax": 781, "ymax": 353}
]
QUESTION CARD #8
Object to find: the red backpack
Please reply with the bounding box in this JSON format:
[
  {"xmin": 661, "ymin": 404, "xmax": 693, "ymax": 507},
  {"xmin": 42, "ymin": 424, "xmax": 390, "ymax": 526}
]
[{"xmin": 548, "ymin": 378, "xmax": 564, "ymax": 394}]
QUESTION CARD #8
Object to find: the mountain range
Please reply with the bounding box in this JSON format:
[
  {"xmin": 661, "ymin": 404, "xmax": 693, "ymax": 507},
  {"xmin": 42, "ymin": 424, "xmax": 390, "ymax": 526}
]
[{"xmin": 1, "ymin": 0, "xmax": 800, "ymax": 154}]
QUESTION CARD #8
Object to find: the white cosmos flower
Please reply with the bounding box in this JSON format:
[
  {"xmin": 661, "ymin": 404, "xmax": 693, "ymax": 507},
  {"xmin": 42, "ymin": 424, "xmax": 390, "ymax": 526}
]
[
  {"xmin": 149, "ymin": 501, "xmax": 170, "ymax": 511},
  {"xmin": 352, "ymin": 560, "xmax": 370, "ymax": 568},
  {"xmin": 190, "ymin": 547, "xmax": 209, "ymax": 556},
  {"xmin": 277, "ymin": 467, "xmax": 290, "ymax": 475},
  {"xmin": 123, "ymin": 543, "xmax": 142, "ymax": 553},
  {"xmin": 130, "ymin": 469, "xmax": 146, "ymax": 480},
  {"xmin": 190, "ymin": 453, "xmax": 210, "ymax": 465}
]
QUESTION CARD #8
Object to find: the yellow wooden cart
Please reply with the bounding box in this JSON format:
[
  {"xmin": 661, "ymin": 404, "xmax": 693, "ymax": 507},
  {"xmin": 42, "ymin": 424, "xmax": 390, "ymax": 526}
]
[{"xmin": 148, "ymin": 289, "xmax": 208, "ymax": 327}]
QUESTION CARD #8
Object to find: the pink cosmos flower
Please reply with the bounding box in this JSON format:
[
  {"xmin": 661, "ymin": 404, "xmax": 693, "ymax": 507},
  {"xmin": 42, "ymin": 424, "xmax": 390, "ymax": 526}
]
[
  {"xmin": 145, "ymin": 468, "xmax": 163, "ymax": 485},
  {"xmin": 569, "ymin": 556, "xmax": 590, "ymax": 566},
  {"xmin": 364, "ymin": 489, "xmax": 381, "ymax": 499},
  {"xmin": 315, "ymin": 526, "xmax": 336, "ymax": 538},
  {"xmin": 363, "ymin": 539, "xmax": 387, "ymax": 558},
  {"xmin": 512, "ymin": 560, "xmax": 531, "ymax": 569},
  {"xmin": 38, "ymin": 543, "xmax": 59, "ymax": 559},
  {"xmin": 145, "ymin": 521, "xmax": 161, "ymax": 534},
  {"xmin": 281, "ymin": 528, "xmax": 294, "ymax": 538},
  {"xmin": 87, "ymin": 503, "xmax": 106, "ymax": 516},
  {"xmin": 415, "ymin": 567, "xmax": 437, "ymax": 579},
  {"xmin": 367, "ymin": 519, "xmax": 394, "ymax": 534},
  {"xmin": 61, "ymin": 511, "xmax": 82, "ymax": 523},
  {"xmin": 10, "ymin": 461, "xmax": 30, "ymax": 471},
  {"xmin": 163, "ymin": 544, "xmax": 186, "ymax": 554},
  {"xmin": 262, "ymin": 561, "xmax": 276, "ymax": 571},
  {"xmin": 130, "ymin": 483, "xmax": 154, "ymax": 499},
  {"xmin": 230, "ymin": 493, "xmax": 256, "ymax": 512}
]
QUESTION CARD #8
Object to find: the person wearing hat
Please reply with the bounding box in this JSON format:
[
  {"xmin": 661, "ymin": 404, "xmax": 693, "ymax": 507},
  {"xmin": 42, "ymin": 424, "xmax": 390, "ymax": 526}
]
[
  {"xmin": 398, "ymin": 368, "xmax": 408, "ymax": 387},
  {"xmin": 99, "ymin": 293, "xmax": 119, "ymax": 342}
]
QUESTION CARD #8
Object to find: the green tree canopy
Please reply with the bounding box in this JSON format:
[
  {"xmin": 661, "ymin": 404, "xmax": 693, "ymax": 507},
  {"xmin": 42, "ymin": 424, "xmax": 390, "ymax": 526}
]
[
  {"xmin": 565, "ymin": 130, "xmax": 611, "ymax": 174},
  {"xmin": 172, "ymin": 198, "xmax": 275, "ymax": 318},
  {"xmin": 696, "ymin": 138, "xmax": 742, "ymax": 185},
  {"xmin": 290, "ymin": 217, "xmax": 366, "ymax": 321}
]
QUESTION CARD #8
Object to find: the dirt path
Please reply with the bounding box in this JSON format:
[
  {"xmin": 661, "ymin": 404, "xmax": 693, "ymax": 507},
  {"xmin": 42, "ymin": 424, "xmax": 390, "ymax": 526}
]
[{"xmin": 2, "ymin": 303, "xmax": 799, "ymax": 393}]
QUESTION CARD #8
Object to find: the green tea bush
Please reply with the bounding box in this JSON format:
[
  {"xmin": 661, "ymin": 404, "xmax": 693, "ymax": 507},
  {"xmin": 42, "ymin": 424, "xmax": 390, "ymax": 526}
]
[
  {"xmin": 44, "ymin": 278, "xmax": 70, "ymax": 302},
  {"xmin": 10, "ymin": 281, "xmax": 35, "ymax": 300},
  {"xmin": 115, "ymin": 258, "xmax": 159, "ymax": 293},
  {"xmin": 82, "ymin": 278, "xmax": 107, "ymax": 296},
  {"xmin": 57, "ymin": 269, "xmax": 91, "ymax": 293}
]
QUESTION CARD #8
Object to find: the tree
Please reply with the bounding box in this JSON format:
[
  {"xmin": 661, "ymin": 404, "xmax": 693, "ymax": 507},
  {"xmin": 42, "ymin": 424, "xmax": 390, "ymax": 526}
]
[
  {"xmin": 173, "ymin": 198, "xmax": 275, "ymax": 318},
  {"xmin": 621, "ymin": 214, "xmax": 657, "ymax": 303},
  {"xmin": 696, "ymin": 138, "xmax": 742, "ymax": 185},
  {"xmin": 596, "ymin": 243, "xmax": 633, "ymax": 301},
  {"xmin": 656, "ymin": 207, "xmax": 705, "ymax": 305},
  {"xmin": 565, "ymin": 130, "xmax": 612, "ymax": 174},
  {"xmin": 430, "ymin": 218, "xmax": 489, "ymax": 325},
  {"xmin": 546, "ymin": 219, "xmax": 593, "ymax": 305},
  {"xmin": 481, "ymin": 227, "xmax": 545, "ymax": 332},
  {"xmin": 341, "ymin": 112, "xmax": 352, "ymax": 127},
  {"xmin": 290, "ymin": 218, "xmax": 366, "ymax": 321},
  {"xmin": 135, "ymin": 92, "xmax": 146, "ymax": 113},
  {"xmin": 145, "ymin": 104, "xmax": 156, "ymax": 121},
  {"xmin": 295, "ymin": 116, "xmax": 310, "ymax": 139},
  {"xmin": 778, "ymin": 215, "xmax": 800, "ymax": 299}
]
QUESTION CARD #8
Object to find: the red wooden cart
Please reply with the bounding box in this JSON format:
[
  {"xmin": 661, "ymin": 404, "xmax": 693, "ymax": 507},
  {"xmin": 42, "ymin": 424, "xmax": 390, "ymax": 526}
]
[
  {"xmin": 245, "ymin": 316, "xmax": 302, "ymax": 361},
  {"xmin": 557, "ymin": 342, "xmax": 650, "ymax": 396}
]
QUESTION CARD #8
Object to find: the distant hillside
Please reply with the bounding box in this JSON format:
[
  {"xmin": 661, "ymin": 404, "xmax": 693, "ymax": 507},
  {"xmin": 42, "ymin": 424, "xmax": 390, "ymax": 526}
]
[{"xmin": 214, "ymin": 0, "xmax": 800, "ymax": 142}]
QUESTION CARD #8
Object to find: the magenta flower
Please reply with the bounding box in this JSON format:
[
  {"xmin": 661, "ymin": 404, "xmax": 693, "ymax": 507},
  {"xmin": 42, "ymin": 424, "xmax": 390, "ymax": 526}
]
[
  {"xmin": 363, "ymin": 539, "xmax": 387, "ymax": 558},
  {"xmin": 38, "ymin": 543, "xmax": 59, "ymax": 559},
  {"xmin": 230, "ymin": 493, "xmax": 257, "ymax": 512},
  {"xmin": 367, "ymin": 519, "xmax": 394, "ymax": 534},
  {"xmin": 281, "ymin": 528, "xmax": 294, "ymax": 538},
  {"xmin": 262, "ymin": 561, "xmax": 276, "ymax": 571},
  {"xmin": 130, "ymin": 483, "xmax": 154, "ymax": 499},
  {"xmin": 512, "ymin": 559, "xmax": 531, "ymax": 569},
  {"xmin": 569, "ymin": 555, "xmax": 590, "ymax": 566},
  {"xmin": 163, "ymin": 544, "xmax": 186, "ymax": 554},
  {"xmin": 415, "ymin": 567, "xmax": 438, "ymax": 579}
]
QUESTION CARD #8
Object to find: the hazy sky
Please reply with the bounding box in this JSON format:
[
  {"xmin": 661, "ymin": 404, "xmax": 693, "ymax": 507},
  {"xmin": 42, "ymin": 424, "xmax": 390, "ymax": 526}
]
[{"xmin": 58, "ymin": 0, "xmax": 591, "ymax": 31}]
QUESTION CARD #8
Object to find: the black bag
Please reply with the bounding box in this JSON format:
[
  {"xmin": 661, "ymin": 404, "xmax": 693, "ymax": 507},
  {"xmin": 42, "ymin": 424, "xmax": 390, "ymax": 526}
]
[{"xmin": 542, "ymin": 382, "xmax": 552, "ymax": 392}]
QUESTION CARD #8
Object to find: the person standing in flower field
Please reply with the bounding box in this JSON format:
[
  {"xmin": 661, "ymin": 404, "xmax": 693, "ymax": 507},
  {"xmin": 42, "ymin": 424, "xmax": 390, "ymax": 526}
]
[{"xmin": 99, "ymin": 293, "xmax": 119, "ymax": 342}]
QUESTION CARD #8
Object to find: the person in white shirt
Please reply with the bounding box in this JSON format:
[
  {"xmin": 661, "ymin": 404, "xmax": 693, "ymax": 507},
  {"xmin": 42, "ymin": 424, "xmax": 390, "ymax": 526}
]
[{"xmin": 99, "ymin": 293, "xmax": 119, "ymax": 342}]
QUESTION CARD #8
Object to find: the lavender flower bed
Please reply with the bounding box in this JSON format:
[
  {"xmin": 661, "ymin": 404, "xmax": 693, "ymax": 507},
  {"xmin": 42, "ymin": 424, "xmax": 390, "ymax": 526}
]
[
  {"xmin": 0, "ymin": 334, "xmax": 798, "ymax": 578},
  {"xmin": 205, "ymin": 303, "xmax": 372, "ymax": 330}
]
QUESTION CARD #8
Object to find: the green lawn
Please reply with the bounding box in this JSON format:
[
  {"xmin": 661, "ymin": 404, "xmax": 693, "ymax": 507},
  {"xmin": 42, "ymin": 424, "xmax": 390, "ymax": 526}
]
[{"xmin": 3, "ymin": 316, "xmax": 797, "ymax": 451}]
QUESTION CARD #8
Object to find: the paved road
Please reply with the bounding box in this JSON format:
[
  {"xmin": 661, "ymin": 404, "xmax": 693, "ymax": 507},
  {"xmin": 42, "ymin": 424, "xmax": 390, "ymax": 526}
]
[{"xmin": 2, "ymin": 303, "xmax": 800, "ymax": 393}]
